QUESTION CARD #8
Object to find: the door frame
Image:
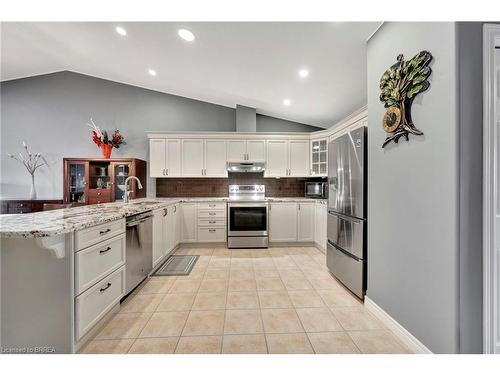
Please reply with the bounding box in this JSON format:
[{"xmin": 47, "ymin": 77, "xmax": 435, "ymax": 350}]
[{"xmin": 483, "ymin": 23, "xmax": 500, "ymax": 354}]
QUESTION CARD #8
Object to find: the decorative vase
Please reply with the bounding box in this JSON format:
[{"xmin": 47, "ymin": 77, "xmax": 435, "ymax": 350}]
[
  {"xmin": 29, "ymin": 173, "xmax": 37, "ymax": 200},
  {"xmin": 100, "ymin": 144, "xmax": 113, "ymax": 159}
]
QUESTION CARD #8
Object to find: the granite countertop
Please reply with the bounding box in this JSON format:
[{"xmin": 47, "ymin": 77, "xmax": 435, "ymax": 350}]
[{"xmin": 0, "ymin": 197, "xmax": 325, "ymax": 238}]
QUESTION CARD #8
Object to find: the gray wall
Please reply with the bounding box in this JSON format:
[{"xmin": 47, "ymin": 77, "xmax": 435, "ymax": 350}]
[
  {"xmin": 236, "ymin": 105, "xmax": 256, "ymax": 132},
  {"xmin": 367, "ymin": 22, "xmax": 483, "ymax": 354},
  {"xmin": 367, "ymin": 22, "xmax": 460, "ymax": 353},
  {"xmin": 0, "ymin": 71, "xmax": 317, "ymax": 199},
  {"xmin": 256, "ymin": 114, "xmax": 323, "ymax": 132}
]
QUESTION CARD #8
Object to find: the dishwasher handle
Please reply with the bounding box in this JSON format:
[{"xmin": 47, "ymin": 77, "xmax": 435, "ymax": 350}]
[{"xmin": 126, "ymin": 215, "xmax": 153, "ymax": 228}]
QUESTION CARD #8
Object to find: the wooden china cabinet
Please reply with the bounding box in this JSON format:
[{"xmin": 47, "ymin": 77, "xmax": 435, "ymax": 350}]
[{"xmin": 63, "ymin": 158, "xmax": 147, "ymax": 205}]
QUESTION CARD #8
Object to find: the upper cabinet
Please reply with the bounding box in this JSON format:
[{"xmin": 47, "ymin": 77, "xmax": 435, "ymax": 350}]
[
  {"xmin": 310, "ymin": 138, "xmax": 328, "ymax": 176},
  {"xmin": 181, "ymin": 139, "xmax": 227, "ymax": 177},
  {"xmin": 227, "ymin": 139, "xmax": 265, "ymax": 161},
  {"xmin": 149, "ymin": 139, "xmax": 181, "ymax": 177},
  {"xmin": 266, "ymin": 139, "xmax": 309, "ymax": 177},
  {"xmin": 203, "ymin": 139, "xmax": 227, "ymax": 177}
]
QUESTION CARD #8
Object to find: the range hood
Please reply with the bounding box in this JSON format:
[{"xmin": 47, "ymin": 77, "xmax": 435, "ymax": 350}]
[{"xmin": 227, "ymin": 161, "xmax": 266, "ymax": 173}]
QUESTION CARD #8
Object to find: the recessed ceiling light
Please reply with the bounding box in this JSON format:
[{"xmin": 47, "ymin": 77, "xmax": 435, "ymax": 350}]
[
  {"xmin": 115, "ymin": 26, "xmax": 127, "ymax": 36},
  {"xmin": 148, "ymin": 69, "xmax": 157, "ymax": 76},
  {"xmin": 283, "ymin": 99, "xmax": 291, "ymax": 106},
  {"xmin": 298, "ymin": 69, "xmax": 309, "ymax": 78},
  {"xmin": 178, "ymin": 29, "xmax": 195, "ymax": 42}
]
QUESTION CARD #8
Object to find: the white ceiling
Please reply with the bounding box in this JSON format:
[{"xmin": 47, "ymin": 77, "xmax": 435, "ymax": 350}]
[{"xmin": 0, "ymin": 22, "xmax": 379, "ymax": 128}]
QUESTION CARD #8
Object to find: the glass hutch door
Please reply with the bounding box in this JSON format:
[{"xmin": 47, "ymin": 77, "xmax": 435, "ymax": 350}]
[
  {"xmin": 67, "ymin": 161, "xmax": 87, "ymax": 204},
  {"xmin": 112, "ymin": 162, "xmax": 132, "ymax": 202},
  {"xmin": 311, "ymin": 139, "xmax": 328, "ymax": 176}
]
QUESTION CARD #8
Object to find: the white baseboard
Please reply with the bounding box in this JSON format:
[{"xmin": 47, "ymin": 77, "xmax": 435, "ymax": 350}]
[{"xmin": 364, "ymin": 296, "xmax": 432, "ymax": 354}]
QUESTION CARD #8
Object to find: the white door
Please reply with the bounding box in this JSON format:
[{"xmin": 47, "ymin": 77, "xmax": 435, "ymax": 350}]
[
  {"xmin": 152, "ymin": 209, "xmax": 164, "ymax": 267},
  {"xmin": 227, "ymin": 140, "xmax": 246, "ymax": 161},
  {"xmin": 269, "ymin": 202, "xmax": 297, "ymax": 242},
  {"xmin": 166, "ymin": 139, "xmax": 181, "ymax": 177},
  {"xmin": 484, "ymin": 27, "xmax": 500, "ymax": 354},
  {"xmin": 181, "ymin": 139, "xmax": 204, "ymax": 177},
  {"xmin": 204, "ymin": 139, "xmax": 227, "ymax": 177},
  {"xmin": 149, "ymin": 139, "xmax": 166, "ymax": 177},
  {"xmin": 288, "ymin": 140, "xmax": 310, "ymax": 177},
  {"xmin": 181, "ymin": 203, "xmax": 197, "ymax": 242},
  {"xmin": 298, "ymin": 202, "xmax": 315, "ymax": 241},
  {"xmin": 266, "ymin": 140, "xmax": 288, "ymax": 177},
  {"xmin": 246, "ymin": 140, "xmax": 266, "ymax": 161}
]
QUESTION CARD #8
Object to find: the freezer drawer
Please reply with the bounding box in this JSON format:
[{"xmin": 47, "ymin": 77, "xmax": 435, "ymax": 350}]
[
  {"xmin": 327, "ymin": 212, "xmax": 364, "ymax": 260},
  {"xmin": 327, "ymin": 242, "xmax": 365, "ymax": 299}
]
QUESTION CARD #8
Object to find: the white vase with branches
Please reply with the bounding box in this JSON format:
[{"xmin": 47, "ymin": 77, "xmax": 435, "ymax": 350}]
[{"xmin": 8, "ymin": 141, "xmax": 47, "ymax": 200}]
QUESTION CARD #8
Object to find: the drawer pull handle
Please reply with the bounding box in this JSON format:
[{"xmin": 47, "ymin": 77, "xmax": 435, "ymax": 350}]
[
  {"xmin": 209, "ymin": 213, "xmax": 216, "ymax": 216},
  {"xmin": 100, "ymin": 283, "xmax": 112, "ymax": 292},
  {"xmin": 209, "ymin": 221, "xmax": 216, "ymax": 224},
  {"xmin": 209, "ymin": 229, "xmax": 216, "ymax": 233},
  {"xmin": 209, "ymin": 204, "xmax": 216, "ymax": 207},
  {"xmin": 99, "ymin": 246, "xmax": 112, "ymax": 254},
  {"xmin": 99, "ymin": 228, "xmax": 111, "ymax": 235}
]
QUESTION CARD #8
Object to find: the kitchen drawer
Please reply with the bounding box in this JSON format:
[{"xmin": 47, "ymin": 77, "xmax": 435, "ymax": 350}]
[
  {"xmin": 75, "ymin": 266, "xmax": 125, "ymax": 340},
  {"xmin": 198, "ymin": 202, "xmax": 226, "ymax": 211},
  {"xmin": 198, "ymin": 218, "xmax": 226, "ymax": 227},
  {"xmin": 198, "ymin": 210, "xmax": 226, "ymax": 219},
  {"xmin": 75, "ymin": 219, "xmax": 125, "ymax": 251},
  {"xmin": 197, "ymin": 227, "xmax": 226, "ymax": 242},
  {"xmin": 75, "ymin": 233, "xmax": 126, "ymax": 295},
  {"xmin": 88, "ymin": 189, "xmax": 112, "ymax": 205}
]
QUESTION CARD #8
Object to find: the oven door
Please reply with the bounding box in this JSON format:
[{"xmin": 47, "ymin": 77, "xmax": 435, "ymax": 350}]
[{"xmin": 227, "ymin": 203, "xmax": 268, "ymax": 236}]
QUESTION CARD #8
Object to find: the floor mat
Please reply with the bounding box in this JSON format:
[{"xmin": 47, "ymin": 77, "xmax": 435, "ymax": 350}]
[{"xmin": 153, "ymin": 255, "xmax": 199, "ymax": 276}]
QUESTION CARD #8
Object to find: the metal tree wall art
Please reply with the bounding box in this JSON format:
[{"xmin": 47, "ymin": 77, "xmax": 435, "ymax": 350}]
[
  {"xmin": 379, "ymin": 50, "xmax": 433, "ymax": 148},
  {"xmin": 7, "ymin": 141, "xmax": 47, "ymax": 199}
]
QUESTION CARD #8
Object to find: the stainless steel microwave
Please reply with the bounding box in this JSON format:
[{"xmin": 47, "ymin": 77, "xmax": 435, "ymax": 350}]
[{"xmin": 305, "ymin": 182, "xmax": 328, "ymax": 199}]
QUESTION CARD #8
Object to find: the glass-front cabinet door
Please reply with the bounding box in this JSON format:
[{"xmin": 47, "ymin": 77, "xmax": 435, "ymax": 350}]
[
  {"xmin": 65, "ymin": 161, "xmax": 88, "ymax": 204},
  {"xmin": 311, "ymin": 138, "xmax": 328, "ymax": 176},
  {"xmin": 112, "ymin": 162, "xmax": 132, "ymax": 202}
]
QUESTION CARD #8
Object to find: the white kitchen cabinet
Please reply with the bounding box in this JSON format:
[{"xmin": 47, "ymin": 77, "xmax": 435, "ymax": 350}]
[
  {"xmin": 164, "ymin": 206, "xmax": 175, "ymax": 255},
  {"xmin": 310, "ymin": 138, "xmax": 328, "ymax": 176},
  {"xmin": 165, "ymin": 139, "xmax": 182, "ymax": 177},
  {"xmin": 269, "ymin": 202, "xmax": 298, "ymax": 242},
  {"xmin": 174, "ymin": 203, "xmax": 181, "ymax": 246},
  {"xmin": 181, "ymin": 139, "xmax": 204, "ymax": 177},
  {"xmin": 266, "ymin": 140, "xmax": 309, "ymax": 177},
  {"xmin": 181, "ymin": 203, "xmax": 197, "ymax": 242},
  {"xmin": 288, "ymin": 140, "xmax": 310, "ymax": 177},
  {"xmin": 314, "ymin": 201, "xmax": 328, "ymax": 252},
  {"xmin": 266, "ymin": 140, "xmax": 288, "ymax": 177},
  {"xmin": 152, "ymin": 208, "xmax": 165, "ymax": 267},
  {"xmin": 298, "ymin": 202, "xmax": 315, "ymax": 241},
  {"xmin": 149, "ymin": 139, "xmax": 181, "ymax": 177},
  {"xmin": 204, "ymin": 139, "xmax": 227, "ymax": 177},
  {"xmin": 227, "ymin": 140, "xmax": 246, "ymax": 161},
  {"xmin": 149, "ymin": 139, "xmax": 166, "ymax": 177},
  {"xmin": 227, "ymin": 139, "xmax": 266, "ymax": 161},
  {"xmin": 246, "ymin": 140, "xmax": 266, "ymax": 161}
]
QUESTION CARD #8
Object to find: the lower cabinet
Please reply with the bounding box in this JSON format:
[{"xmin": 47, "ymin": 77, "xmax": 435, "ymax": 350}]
[
  {"xmin": 298, "ymin": 202, "xmax": 315, "ymax": 241},
  {"xmin": 269, "ymin": 202, "xmax": 298, "ymax": 242},
  {"xmin": 153, "ymin": 204, "xmax": 181, "ymax": 268},
  {"xmin": 314, "ymin": 201, "xmax": 328, "ymax": 251},
  {"xmin": 181, "ymin": 203, "xmax": 198, "ymax": 242}
]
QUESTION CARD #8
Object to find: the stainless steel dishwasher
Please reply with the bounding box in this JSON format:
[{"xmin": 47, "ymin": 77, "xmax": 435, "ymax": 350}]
[{"xmin": 125, "ymin": 211, "xmax": 153, "ymax": 295}]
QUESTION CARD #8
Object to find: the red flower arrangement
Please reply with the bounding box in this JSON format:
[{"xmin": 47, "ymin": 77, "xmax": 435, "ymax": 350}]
[{"xmin": 88, "ymin": 118, "xmax": 126, "ymax": 158}]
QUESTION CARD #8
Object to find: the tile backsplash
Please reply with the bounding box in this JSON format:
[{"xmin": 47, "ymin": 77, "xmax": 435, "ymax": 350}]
[{"xmin": 156, "ymin": 173, "xmax": 326, "ymax": 197}]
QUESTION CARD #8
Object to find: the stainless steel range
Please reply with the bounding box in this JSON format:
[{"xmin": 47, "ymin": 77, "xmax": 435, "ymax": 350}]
[{"xmin": 227, "ymin": 184, "xmax": 269, "ymax": 248}]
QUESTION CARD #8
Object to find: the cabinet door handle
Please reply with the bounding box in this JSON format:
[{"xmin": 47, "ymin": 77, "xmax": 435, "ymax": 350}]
[
  {"xmin": 163, "ymin": 208, "xmax": 168, "ymax": 216},
  {"xmin": 166, "ymin": 168, "xmax": 169, "ymax": 176},
  {"xmin": 99, "ymin": 246, "xmax": 112, "ymax": 254},
  {"xmin": 99, "ymin": 282, "xmax": 112, "ymax": 292},
  {"xmin": 173, "ymin": 206, "xmax": 177, "ymax": 213},
  {"xmin": 99, "ymin": 228, "xmax": 111, "ymax": 235}
]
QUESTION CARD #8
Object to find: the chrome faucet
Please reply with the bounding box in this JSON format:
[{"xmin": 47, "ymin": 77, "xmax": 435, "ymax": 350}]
[{"xmin": 123, "ymin": 176, "xmax": 143, "ymax": 203}]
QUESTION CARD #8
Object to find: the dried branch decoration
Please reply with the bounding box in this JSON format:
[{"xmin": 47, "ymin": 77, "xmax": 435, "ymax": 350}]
[{"xmin": 7, "ymin": 141, "xmax": 47, "ymax": 175}]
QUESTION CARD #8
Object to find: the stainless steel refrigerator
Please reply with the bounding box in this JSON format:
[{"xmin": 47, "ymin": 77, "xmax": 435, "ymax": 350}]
[{"xmin": 327, "ymin": 126, "xmax": 367, "ymax": 299}]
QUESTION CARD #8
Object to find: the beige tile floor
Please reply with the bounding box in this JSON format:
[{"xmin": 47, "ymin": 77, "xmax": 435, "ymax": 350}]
[{"xmin": 79, "ymin": 246, "xmax": 411, "ymax": 354}]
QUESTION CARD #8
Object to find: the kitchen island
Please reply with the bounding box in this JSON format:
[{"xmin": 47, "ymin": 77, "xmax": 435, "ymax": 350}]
[{"xmin": 0, "ymin": 197, "xmax": 326, "ymax": 353}]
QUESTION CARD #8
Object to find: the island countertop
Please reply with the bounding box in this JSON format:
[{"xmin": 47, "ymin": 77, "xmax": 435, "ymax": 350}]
[{"xmin": 0, "ymin": 197, "xmax": 326, "ymax": 238}]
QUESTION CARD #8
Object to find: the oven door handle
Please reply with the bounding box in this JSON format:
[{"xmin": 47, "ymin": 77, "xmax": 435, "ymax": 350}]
[{"xmin": 227, "ymin": 203, "xmax": 269, "ymax": 208}]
